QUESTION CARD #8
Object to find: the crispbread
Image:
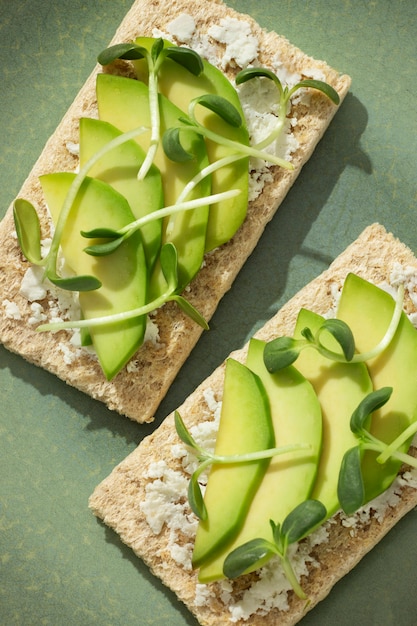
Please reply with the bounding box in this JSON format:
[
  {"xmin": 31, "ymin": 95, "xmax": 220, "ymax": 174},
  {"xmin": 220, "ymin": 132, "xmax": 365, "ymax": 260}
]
[
  {"xmin": 89, "ymin": 223, "xmax": 417, "ymax": 625},
  {"xmin": 0, "ymin": 0, "xmax": 350, "ymax": 422}
]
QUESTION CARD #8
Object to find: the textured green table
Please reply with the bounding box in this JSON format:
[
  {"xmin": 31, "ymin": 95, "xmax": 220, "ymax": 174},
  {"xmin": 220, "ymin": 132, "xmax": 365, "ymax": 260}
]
[{"xmin": 1, "ymin": 1, "xmax": 417, "ymax": 624}]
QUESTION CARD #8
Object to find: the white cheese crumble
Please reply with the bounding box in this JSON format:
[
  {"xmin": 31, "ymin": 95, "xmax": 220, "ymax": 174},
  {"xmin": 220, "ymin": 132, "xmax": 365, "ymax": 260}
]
[
  {"xmin": 166, "ymin": 13, "xmax": 196, "ymax": 43},
  {"xmin": 159, "ymin": 13, "xmax": 302, "ymax": 200},
  {"xmin": 2, "ymin": 299, "xmax": 22, "ymax": 320},
  {"xmin": 207, "ymin": 18, "xmax": 259, "ymax": 69},
  {"xmin": 19, "ymin": 265, "xmax": 48, "ymax": 302}
]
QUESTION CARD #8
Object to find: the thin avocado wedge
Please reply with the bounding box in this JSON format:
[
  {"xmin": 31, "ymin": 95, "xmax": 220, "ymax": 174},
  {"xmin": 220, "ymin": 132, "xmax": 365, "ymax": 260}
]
[
  {"xmin": 192, "ymin": 358, "xmax": 274, "ymax": 570},
  {"xmin": 79, "ymin": 117, "xmax": 163, "ymax": 271},
  {"xmin": 294, "ymin": 308, "xmax": 373, "ymax": 516},
  {"xmin": 40, "ymin": 172, "xmax": 147, "ymax": 380},
  {"xmin": 337, "ymin": 273, "xmax": 417, "ymax": 502},
  {"xmin": 96, "ymin": 73, "xmax": 210, "ymax": 292},
  {"xmin": 132, "ymin": 37, "xmax": 250, "ymax": 251},
  {"xmin": 197, "ymin": 337, "xmax": 322, "ymax": 582}
]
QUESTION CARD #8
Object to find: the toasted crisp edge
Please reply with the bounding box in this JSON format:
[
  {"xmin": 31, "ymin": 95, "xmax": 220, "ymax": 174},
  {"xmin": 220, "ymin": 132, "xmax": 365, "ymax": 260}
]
[
  {"xmin": 0, "ymin": 0, "xmax": 351, "ymax": 422},
  {"xmin": 89, "ymin": 223, "xmax": 417, "ymax": 625}
]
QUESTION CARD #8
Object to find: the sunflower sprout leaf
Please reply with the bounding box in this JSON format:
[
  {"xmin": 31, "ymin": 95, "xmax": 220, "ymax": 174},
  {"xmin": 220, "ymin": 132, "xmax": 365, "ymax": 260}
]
[
  {"xmin": 319, "ymin": 318, "xmax": 356, "ymax": 361},
  {"xmin": 165, "ymin": 46, "xmax": 203, "ymax": 76},
  {"xmin": 162, "ymin": 127, "xmax": 194, "ymax": 162},
  {"xmin": 13, "ymin": 198, "xmax": 43, "ymax": 265},
  {"xmin": 223, "ymin": 539, "xmax": 273, "ymax": 579},
  {"xmin": 337, "ymin": 446, "xmax": 365, "ymax": 515},
  {"xmin": 350, "ymin": 387, "xmax": 393, "ymax": 435},
  {"xmin": 263, "ymin": 336, "xmax": 302, "ymax": 372},
  {"xmin": 97, "ymin": 42, "xmax": 146, "ymax": 65},
  {"xmin": 193, "ymin": 94, "xmax": 242, "ymax": 128},
  {"xmin": 281, "ymin": 499, "xmax": 327, "ymax": 544}
]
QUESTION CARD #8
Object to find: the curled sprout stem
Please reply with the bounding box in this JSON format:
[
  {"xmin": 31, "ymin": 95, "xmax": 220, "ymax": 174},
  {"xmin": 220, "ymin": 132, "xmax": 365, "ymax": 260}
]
[
  {"xmin": 44, "ymin": 126, "xmax": 148, "ymax": 282},
  {"xmin": 310, "ymin": 284, "xmax": 404, "ymax": 364},
  {"xmin": 180, "ymin": 118, "xmax": 294, "ymax": 170},
  {"xmin": 376, "ymin": 420, "xmax": 417, "ymax": 465},
  {"xmin": 36, "ymin": 281, "xmax": 178, "ymax": 332},
  {"xmin": 137, "ymin": 52, "xmax": 162, "ymax": 180},
  {"xmin": 349, "ymin": 283, "xmax": 405, "ymax": 362},
  {"xmin": 116, "ymin": 189, "xmax": 240, "ymax": 236}
]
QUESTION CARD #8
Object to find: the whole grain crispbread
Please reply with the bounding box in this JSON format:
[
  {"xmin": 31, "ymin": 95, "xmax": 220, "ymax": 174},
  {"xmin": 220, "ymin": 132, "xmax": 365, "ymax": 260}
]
[
  {"xmin": 0, "ymin": 0, "xmax": 350, "ymax": 422},
  {"xmin": 89, "ymin": 224, "xmax": 417, "ymax": 625}
]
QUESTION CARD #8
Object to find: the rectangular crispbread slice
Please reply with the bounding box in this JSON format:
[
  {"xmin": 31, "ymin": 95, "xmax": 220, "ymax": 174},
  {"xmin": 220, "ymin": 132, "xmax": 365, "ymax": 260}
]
[
  {"xmin": 89, "ymin": 223, "xmax": 417, "ymax": 625},
  {"xmin": 0, "ymin": 0, "xmax": 350, "ymax": 423}
]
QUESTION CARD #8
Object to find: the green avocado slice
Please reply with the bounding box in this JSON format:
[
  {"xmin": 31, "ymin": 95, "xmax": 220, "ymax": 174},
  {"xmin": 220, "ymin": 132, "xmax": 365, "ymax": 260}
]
[
  {"xmin": 79, "ymin": 117, "xmax": 163, "ymax": 271},
  {"xmin": 196, "ymin": 338, "xmax": 322, "ymax": 582},
  {"xmin": 40, "ymin": 172, "xmax": 147, "ymax": 380},
  {"xmin": 191, "ymin": 357, "xmax": 274, "ymax": 570},
  {"xmin": 294, "ymin": 308, "xmax": 373, "ymax": 516},
  {"xmin": 95, "ymin": 72, "xmax": 210, "ymax": 292},
  {"xmin": 337, "ymin": 273, "xmax": 417, "ymax": 502},
  {"xmin": 132, "ymin": 36, "xmax": 250, "ymax": 251}
]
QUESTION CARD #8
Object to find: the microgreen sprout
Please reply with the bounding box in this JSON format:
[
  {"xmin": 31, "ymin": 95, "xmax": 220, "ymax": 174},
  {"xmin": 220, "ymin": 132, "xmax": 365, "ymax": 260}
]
[
  {"xmin": 223, "ymin": 499, "xmax": 327, "ymax": 599},
  {"xmin": 337, "ymin": 387, "xmax": 417, "ymax": 515},
  {"xmin": 36, "ymin": 243, "xmax": 209, "ymax": 333},
  {"xmin": 174, "ymin": 411, "xmax": 312, "ymax": 521},
  {"xmin": 163, "ymin": 93, "xmax": 295, "ymax": 170},
  {"xmin": 235, "ymin": 68, "xmax": 340, "ymax": 151},
  {"xmin": 97, "ymin": 39, "xmax": 203, "ymax": 179},
  {"xmin": 80, "ymin": 188, "xmax": 240, "ymax": 256},
  {"xmin": 264, "ymin": 284, "xmax": 405, "ymax": 373},
  {"xmin": 163, "ymin": 67, "xmax": 340, "ymax": 178},
  {"xmin": 13, "ymin": 125, "xmax": 149, "ymax": 291}
]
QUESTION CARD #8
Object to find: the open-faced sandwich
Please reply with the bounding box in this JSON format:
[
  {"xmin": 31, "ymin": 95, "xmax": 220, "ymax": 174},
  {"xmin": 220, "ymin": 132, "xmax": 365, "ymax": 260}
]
[
  {"xmin": 89, "ymin": 223, "xmax": 417, "ymax": 625},
  {"xmin": 0, "ymin": 0, "xmax": 350, "ymax": 422}
]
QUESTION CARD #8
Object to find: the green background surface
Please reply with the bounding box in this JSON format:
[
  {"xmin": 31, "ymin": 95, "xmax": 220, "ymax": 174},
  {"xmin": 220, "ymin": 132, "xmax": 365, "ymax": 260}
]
[{"xmin": 1, "ymin": 1, "xmax": 417, "ymax": 624}]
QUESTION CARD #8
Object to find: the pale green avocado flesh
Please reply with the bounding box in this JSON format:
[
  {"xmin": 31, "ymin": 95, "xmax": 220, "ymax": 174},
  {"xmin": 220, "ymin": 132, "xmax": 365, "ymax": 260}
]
[
  {"xmin": 131, "ymin": 36, "xmax": 250, "ymax": 252},
  {"xmin": 294, "ymin": 308, "xmax": 373, "ymax": 516},
  {"xmin": 192, "ymin": 274, "xmax": 417, "ymax": 584},
  {"xmin": 79, "ymin": 117, "xmax": 163, "ymax": 271},
  {"xmin": 337, "ymin": 272, "xmax": 417, "ymax": 501},
  {"xmin": 191, "ymin": 357, "xmax": 274, "ymax": 569},
  {"xmin": 95, "ymin": 72, "xmax": 210, "ymax": 293},
  {"xmin": 40, "ymin": 172, "xmax": 147, "ymax": 380},
  {"xmin": 196, "ymin": 338, "xmax": 323, "ymax": 582}
]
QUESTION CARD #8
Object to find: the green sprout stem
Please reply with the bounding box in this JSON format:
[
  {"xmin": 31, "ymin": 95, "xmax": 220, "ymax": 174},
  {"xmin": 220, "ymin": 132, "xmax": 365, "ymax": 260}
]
[
  {"xmin": 36, "ymin": 272, "xmax": 207, "ymax": 333},
  {"xmin": 376, "ymin": 420, "xmax": 417, "ymax": 465},
  {"xmin": 350, "ymin": 283, "xmax": 405, "ymax": 363},
  {"xmin": 83, "ymin": 188, "xmax": 241, "ymax": 254},
  {"xmin": 268, "ymin": 283, "xmax": 406, "ymax": 371},
  {"xmin": 36, "ymin": 282, "xmax": 177, "ymax": 332},
  {"xmin": 137, "ymin": 54, "xmax": 161, "ymax": 180},
  {"xmin": 361, "ymin": 441, "xmax": 417, "ymax": 469},
  {"xmin": 179, "ymin": 122, "xmax": 294, "ymax": 170},
  {"xmin": 251, "ymin": 85, "xmax": 288, "ymax": 152},
  {"xmin": 118, "ymin": 189, "xmax": 240, "ymax": 235},
  {"xmin": 175, "ymin": 154, "xmax": 245, "ymax": 205},
  {"xmin": 313, "ymin": 284, "xmax": 404, "ymax": 364},
  {"xmin": 279, "ymin": 553, "xmax": 308, "ymax": 600},
  {"xmin": 175, "ymin": 410, "xmax": 312, "ymax": 520}
]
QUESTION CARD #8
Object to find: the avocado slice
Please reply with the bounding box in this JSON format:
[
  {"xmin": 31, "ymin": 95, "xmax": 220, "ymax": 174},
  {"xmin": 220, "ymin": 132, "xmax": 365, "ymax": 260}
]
[
  {"xmin": 95, "ymin": 73, "xmax": 210, "ymax": 292},
  {"xmin": 196, "ymin": 337, "xmax": 323, "ymax": 582},
  {"xmin": 40, "ymin": 172, "xmax": 147, "ymax": 380},
  {"xmin": 294, "ymin": 308, "xmax": 373, "ymax": 516},
  {"xmin": 79, "ymin": 117, "xmax": 163, "ymax": 271},
  {"xmin": 191, "ymin": 357, "xmax": 274, "ymax": 569},
  {"xmin": 132, "ymin": 37, "xmax": 250, "ymax": 251},
  {"xmin": 337, "ymin": 273, "xmax": 417, "ymax": 501}
]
